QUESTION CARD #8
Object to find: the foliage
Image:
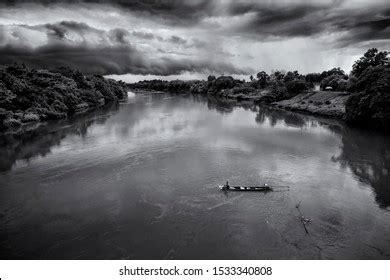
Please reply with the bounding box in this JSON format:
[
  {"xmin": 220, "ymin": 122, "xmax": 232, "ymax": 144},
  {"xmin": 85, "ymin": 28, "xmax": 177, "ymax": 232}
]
[
  {"xmin": 320, "ymin": 74, "xmax": 348, "ymax": 91},
  {"xmin": 285, "ymin": 79, "xmax": 309, "ymax": 95},
  {"xmin": 283, "ymin": 71, "xmax": 302, "ymax": 83},
  {"xmin": 345, "ymin": 64, "xmax": 390, "ymax": 129},
  {"xmin": 256, "ymin": 71, "xmax": 269, "ymax": 88},
  {"xmin": 270, "ymin": 70, "xmax": 286, "ymax": 81},
  {"xmin": 305, "ymin": 73, "xmax": 322, "ymax": 83},
  {"xmin": 351, "ymin": 48, "xmax": 388, "ymax": 78},
  {"xmin": 207, "ymin": 75, "xmax": 216, "ymax": 82},
  {"xmin": 320, "ymin": 67, "xmax": 347, "ymax": 80},
  {"xmin": 267, "ymin": 70, "xmax": 309, "ymax": 99},
  {"xmin": 0, "ymin": 64, "xmax": 127, "ymax": 130},
  {"xmin": 213, "ymin": 76, "xmax": 234, "ymax": 89}
]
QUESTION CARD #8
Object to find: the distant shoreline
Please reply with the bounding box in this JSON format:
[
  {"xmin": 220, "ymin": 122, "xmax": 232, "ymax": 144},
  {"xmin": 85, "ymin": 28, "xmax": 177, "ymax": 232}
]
[{"xmin": 127, "ymin": 47, "xmax": 389, "ymax": 132}]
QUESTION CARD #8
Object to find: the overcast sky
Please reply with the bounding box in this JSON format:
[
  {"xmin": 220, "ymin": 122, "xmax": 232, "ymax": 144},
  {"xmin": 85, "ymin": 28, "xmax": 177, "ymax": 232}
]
[{"xmin": 0, "ymin": 0, "xmax": 389, "ymax": 80}]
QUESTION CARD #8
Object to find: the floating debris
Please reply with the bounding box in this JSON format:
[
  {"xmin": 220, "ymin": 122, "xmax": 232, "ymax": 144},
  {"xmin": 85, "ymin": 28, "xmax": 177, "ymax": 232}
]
[{"xmin": 296, "ymin": 202, "xmax": 311, "ymax": 234}]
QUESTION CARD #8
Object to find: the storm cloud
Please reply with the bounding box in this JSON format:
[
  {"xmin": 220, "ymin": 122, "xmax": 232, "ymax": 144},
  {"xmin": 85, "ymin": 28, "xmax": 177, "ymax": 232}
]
[
  {"xmin": 0, "ymin": 21, "xmax": 250, "ymax": 75},
  {"xmin": 0, "ymin": 0, "xmax": 389, "ymax": 76},
  {"xmin": 2, "ymin": 0, "xmax": 216, "ymax": 25},
  {"xmin": 223, "ymin": 1, "xmax": 390, "ymax": 42}
]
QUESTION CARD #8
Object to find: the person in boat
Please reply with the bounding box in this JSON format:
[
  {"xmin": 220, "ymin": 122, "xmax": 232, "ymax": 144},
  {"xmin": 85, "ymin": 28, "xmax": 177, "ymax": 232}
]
[{"xmin": 224, "ymin": 181, "xmax": 230, "ymax": 190}]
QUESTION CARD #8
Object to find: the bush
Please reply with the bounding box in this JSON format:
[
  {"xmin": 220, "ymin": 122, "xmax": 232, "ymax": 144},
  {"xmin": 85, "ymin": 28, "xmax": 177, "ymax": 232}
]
[
  {"xmin": 214, "ymin": 76, "xmax": 235, "ymax": 90},
  {"xmin": 3, "ymin": 118, "xmax": 21, "ymax": 128},
  {"xmin": 285, "ymin": 79, "xmax": 308, "ymax": 95},
  {"xmin": 207, "ymin": 75, "xmax": 216, "ymax": 82},
  {"xmin": 22, "ymin": 113, "xmax": 40, "ymax": 123}
]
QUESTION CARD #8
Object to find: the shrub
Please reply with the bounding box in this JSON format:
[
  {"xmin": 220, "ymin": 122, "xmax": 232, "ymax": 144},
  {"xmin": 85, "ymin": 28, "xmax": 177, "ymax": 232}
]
[
  {"xmin": 285, "ymin": 79, "xmax": 308, "ymax": 95},
  {"xmin": 3, "ymin": 118, "xmax": 21, "ymax": 128},
  {"xmin": 22, "ymin": 113, "xmax": 39, "ymax": 123}
]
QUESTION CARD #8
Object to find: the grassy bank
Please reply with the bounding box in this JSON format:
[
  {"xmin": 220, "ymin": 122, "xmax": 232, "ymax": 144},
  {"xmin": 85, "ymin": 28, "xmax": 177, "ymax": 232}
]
[{"xmin": 272, "ymin": 91, "xmax": 350, "ymax": 119}]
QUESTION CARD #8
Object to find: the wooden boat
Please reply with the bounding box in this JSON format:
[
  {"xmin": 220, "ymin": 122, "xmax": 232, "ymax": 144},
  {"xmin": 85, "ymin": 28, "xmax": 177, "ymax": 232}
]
[{"xmin": 219, "ymin": 184, "xmax": 272, "ymax": 192}]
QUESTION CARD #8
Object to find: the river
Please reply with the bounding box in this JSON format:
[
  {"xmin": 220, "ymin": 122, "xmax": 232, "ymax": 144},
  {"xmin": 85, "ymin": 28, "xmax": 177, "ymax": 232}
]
[{"xmin": 1, "ymin": 92, "xmax": 390, "ymax": 259}]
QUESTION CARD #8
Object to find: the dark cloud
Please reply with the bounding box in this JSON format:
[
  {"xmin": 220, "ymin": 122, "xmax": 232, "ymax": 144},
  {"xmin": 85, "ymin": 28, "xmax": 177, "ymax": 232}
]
[
  {"xmin": 0, "ymin": 44, "xmax": 252, "ymax": 75},
  {"xmin": 0, "ymin": 43, "xmax": 145, "ymax": 74},
  {"xmin": 109, "ymin": 28, "xmax": 130, "ymax": 44},
  {"xmin": 225, "ymin": 2, "xmax": 333, "ymax": 38},
  {"xmin": 1, "ymin": 1, "xmax": 390, "ymax": 75},
  {"xmin": 335, "ymin": 18, "xmax": 390, "ymax": 47},
  {"xmin": 168, "ymin": 35, "xmax": 187, "ymax": 45},
  {"xmin": 2, "ymin": 0, "xmax": 215, "ymax": 25},
  {"xmin": 330, "ymin": 9, "xmax": 390, "ymax": 47},
  {"xmin": 0, "ymin": 21, "xmax": 252, "ymax": 75},
  {"xmin": 3, "ymin": 1, "xmax": 390, "ymax": 44},
  {"xmin": 44, "ymin": 21, "xmax": 102, "ymax": 40},
  {"xmin": 225, "ymin": 1, "xmax": 390, "ymax": 46},
  {"xmin": 148, "ymin": 57, "xmax": 252, "ymax": 76}
]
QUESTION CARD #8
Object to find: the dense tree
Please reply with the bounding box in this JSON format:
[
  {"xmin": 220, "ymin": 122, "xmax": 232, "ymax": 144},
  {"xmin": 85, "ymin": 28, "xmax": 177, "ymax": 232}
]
[
  {"xmin": 345, "ymin": 63, "xmax": 390, "ymax": 129},
  {"xmin": 320, "ymin": 67, "xmax": 347, "ymax": 80},
  {"xmin": 214, "ymin": 76, "xmax": 236, "ymax": 90},
  {"xmin": 270, "ymin": 70, "xmax": 285, "ymax": 81},
  {"xmin": 320, "ymin": 74, "xmax": 348, "ymax": 91},
  {"xmin": 207, "ymin": 75, "xmax": 216, "ymax": 82},
  {"xmin": 285, "ymin": 79, "xmax": 308, "ymax": 95},
  {"xmin": 305, "ymin": 73, "xmax": 322, "ymax": 83},
  {"xmin": 284, "ymin": 71, "xmax": 302, "ymax": 83},
  {"xmin": 256, "ymin": 71, "xmax": 269, "ymax": 88},
  {"xmin": 0, "ymin": 64, "xmax": 127, "ymax": 130},
  {"xmin": 351, "ymin": 48, "xmax": 388, "ymax": 78}
]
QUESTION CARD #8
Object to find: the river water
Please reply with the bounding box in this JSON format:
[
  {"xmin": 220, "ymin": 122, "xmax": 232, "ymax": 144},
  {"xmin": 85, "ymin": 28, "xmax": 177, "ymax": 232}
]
[{"xmin": 1, "ymin": 93, "xmax": 390, "ymax": 259}]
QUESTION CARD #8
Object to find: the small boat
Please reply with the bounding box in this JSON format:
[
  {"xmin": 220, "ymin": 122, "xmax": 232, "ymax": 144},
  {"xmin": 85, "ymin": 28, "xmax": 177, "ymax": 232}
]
[{"xmin": 219, "ymin": 184, "xmax": 272, "ymax": 192}]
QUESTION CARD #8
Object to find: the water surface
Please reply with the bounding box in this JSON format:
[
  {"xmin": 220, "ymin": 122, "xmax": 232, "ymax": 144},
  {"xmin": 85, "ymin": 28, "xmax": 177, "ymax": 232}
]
[{"xmin": 1, "ymin": 93, "xmax": 390, "ymax": 259}]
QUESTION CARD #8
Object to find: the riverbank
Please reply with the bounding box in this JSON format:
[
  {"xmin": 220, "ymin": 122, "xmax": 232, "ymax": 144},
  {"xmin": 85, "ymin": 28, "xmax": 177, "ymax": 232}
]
[
  {"xmin": 271, "ymin": 90, "xmax": 350, "ymax": 119},
  {"xmin": 130, "ymin": 79, "xmax": 350, "ymax": 120},
  {"xmin": 128, "ymin": 48, "xmax": 389, "ymax": 131},
  {"xmin": 0, "ymin": 64, "xmax": 127, "ymax": 132},
  {"xmin": 130, "ymin": 76, "xmax": 300, "ymax": 107},
  {"xmin": 129, "ymin": 74, "xmax": 389, "ymax": 131}
]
